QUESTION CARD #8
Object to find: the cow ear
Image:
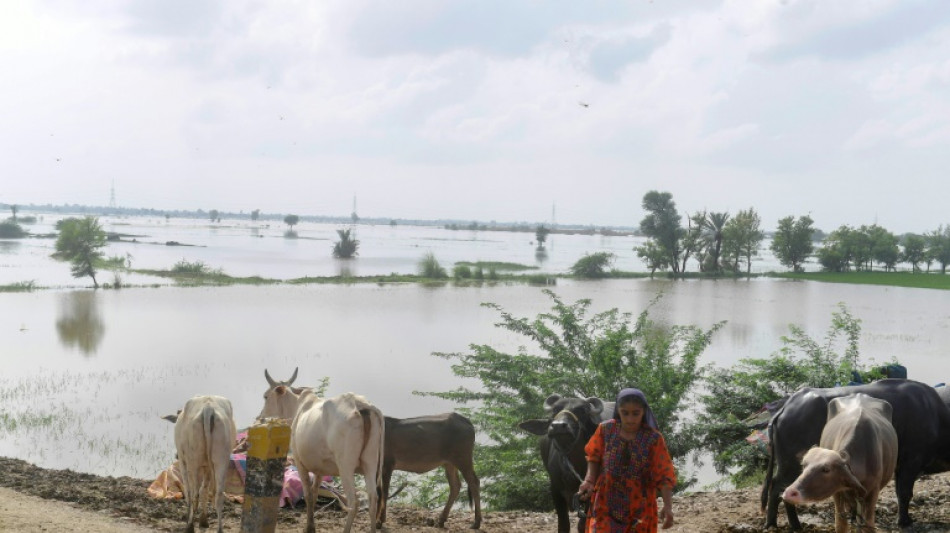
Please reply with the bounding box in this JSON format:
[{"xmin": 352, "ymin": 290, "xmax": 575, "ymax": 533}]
[
  {"xmin": 519, "ymin": 419, "xmax": 550, "ymax": 436},
  {"xmin": 586, "ymin": 397, "xmax": 604, "ymax": 416},
  {"xmin": 543, "ymin": 394, "xmax": 562, "ymax": 414},
  {"xmin": 838, "ymin": 450, "xmax": 850, "ymax": 464}
]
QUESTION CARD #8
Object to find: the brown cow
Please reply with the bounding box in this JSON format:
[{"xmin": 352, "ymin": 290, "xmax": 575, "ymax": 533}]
[
  {"xmin": 782, "ymin": 393, "xmax": 897, "ymax": 533},
  {"xmin": 259, "ymin": 368, "xmax": 481, "ymax": 529}
]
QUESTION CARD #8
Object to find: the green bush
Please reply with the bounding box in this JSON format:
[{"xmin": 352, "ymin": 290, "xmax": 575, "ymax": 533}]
[
  {"xmin": 172, "ymin": 259, "xmax": 208, "ymax": 274},
  {"xmin": 453, "ymin": 264, "xmax": 472, "ymax": 279},
  {"xmin": 570, "ymin": 252, "xmax": 615, "ymax": 278},
  {"xmin": 333, "ymin": 228, "xmax": 360, "ymax": 258},
  {"xmin": 0, "ymin": 220, "xmax": 26, "ymax": 238},
  {"xmin": 693, "ymin": 304, "xmax": 897, "ymax": 488},
  {"xmin": 422, "ymin": 290, "xmax": 720, "ymax": 509},
  {"xmin": 418, "ymin": 252, "xmax": 447, "ymax": 279}
]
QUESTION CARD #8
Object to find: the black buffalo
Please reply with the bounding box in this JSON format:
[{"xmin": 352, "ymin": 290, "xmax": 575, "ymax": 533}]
[
  {"xmin": 763, "ymin": 379, "xmax": 950, "ymax": 530},
  {"xmin": 518, "ymin": 395, "xmax": 615, "ymax": 533}
]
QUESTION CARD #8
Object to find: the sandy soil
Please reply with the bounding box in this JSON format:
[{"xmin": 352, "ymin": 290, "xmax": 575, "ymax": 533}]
[{"xmin": 3, "ymin": 456, "xmax": 950, "ymax": 532}]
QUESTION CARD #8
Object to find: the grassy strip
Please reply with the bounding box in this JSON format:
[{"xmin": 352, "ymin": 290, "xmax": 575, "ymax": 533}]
[
  {"xmin": 454, "ymin": 261, "xmax": 538, "ymax": 271},
  {"xmin": 768, "ymin": 271, "xmax": 950, "ymax": 290},
  {"xmin": 133, "ymin": 269, "xmax": 280, "ymax": 286},
  {"xmin": 0, "ymin": 281, "xmax": 36, "ymax": 292}
]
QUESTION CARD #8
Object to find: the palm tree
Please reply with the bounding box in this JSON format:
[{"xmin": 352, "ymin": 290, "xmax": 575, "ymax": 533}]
[
  {"xmin": 703, "ymin": 212, "xmax": 730, "ymax": 272},
  {"xmin": 333, "ymin": 228, "xmax": 359, "ymax": 258}
]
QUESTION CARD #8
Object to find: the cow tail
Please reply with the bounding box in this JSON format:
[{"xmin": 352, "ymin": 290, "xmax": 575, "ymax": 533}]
[
  {"xmin": 761, "ymin": 421, "xmax": 775, "ymax": 514},
  {"xmin": 203, "ymin": 406, "xmax": 217, "ymax": 492},
  {"xmin": 374, "ymin": 406, "xmax": 385, "ymax": 500}
]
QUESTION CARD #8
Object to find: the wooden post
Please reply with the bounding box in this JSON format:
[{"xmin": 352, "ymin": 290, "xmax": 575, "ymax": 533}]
[{"xmin": 241, "ymin": 419, "xmax": 291, "ymax": 533}]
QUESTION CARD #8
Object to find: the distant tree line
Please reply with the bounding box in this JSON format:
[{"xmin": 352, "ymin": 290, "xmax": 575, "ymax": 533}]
[{"xmin": 636, "ymin": 190, "xmax": 950, "ymax": 275}]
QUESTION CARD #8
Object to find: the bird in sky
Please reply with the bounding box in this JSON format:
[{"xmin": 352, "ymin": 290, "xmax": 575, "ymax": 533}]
[{"xmin": 578, "ymin": 101, "xmax": 590, "ymax": 108}]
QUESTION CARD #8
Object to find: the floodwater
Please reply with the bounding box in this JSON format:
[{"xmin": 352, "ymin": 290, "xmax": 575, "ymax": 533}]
[
  {"xmin": 0, "ymin": 214, "xmax": 948, "ymax": 486},
  {"xmin": 0, "ymin": 214, "xmax": 788, "ymax": 288}
]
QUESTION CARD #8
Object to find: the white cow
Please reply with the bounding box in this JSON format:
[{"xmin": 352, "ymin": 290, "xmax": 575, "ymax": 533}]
[
  {"xmin": 257, "ymin": 367, "xmax": 310, "ymax": 422},
  {"xmin": 173, "ymin": 395, "xmax": 237, "ymax": 533},
  {"xmin": 291, "ymin": 390, "xmax": 385, "ymax": 533}
]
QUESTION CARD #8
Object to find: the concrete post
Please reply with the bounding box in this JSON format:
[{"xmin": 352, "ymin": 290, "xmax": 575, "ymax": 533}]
[{"xmin": 240, "ymin": 419, "xmax": 291, "ymax": 533}]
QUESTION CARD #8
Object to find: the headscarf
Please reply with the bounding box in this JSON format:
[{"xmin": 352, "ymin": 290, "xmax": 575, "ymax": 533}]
[{"xmin": 613, "ymin": 387, "xmax": 659, "ymax": 430}]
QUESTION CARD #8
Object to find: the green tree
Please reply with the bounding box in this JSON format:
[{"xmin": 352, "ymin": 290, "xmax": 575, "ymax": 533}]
[
  {"xmin": 635, "ymin": 240, "xmax": 669, "ymax": 276},
  {"xmin": 702, "ymin": 212, "xmax": 730, "ymax": 273},
  {"xmin": 0, "ymin": 220, "xmax": 26, "ymax": 238},
  {"xmin": 332, "ymin": 228, "xmax": 360, "ymax": 258},
  {"xmin": 570, "ymin": 252, "xmax": 614, "ymax": 278},
  {"xmin": 683, "ymin": 211, "xmax": 708, "ymax": 272},
  {"xmin": 721, "ymin": 208, "xmax": 764, "ymax": 274},
  {"xmin": 927, "ymin": 225, "xmax": 950, "ymax": 273},
  {"xmin": 901, "ymin": 234, "xmax": 927, "ymax": 272},
  {"xmin": 209, "ymin": 209, "xmax": 219, "ymax": 223},
  {"xmin": 418, "ymin": 252, "xmax": 447, "ymax": 278},
  {"xmin": 54, "ymin": 216, "xmax": 107, "ymax": 288},
  {"xmin": 10, "ymin": 205, "xmax": 18, "ymax": 222},
  {"xmin": 422, "ymin": 291, "xmax": 720, "ymax": 509},
  {"xmin": 283, "ymin": 214, "xmax": 300, "ymax": 230},
  {"xmin": 535, "ymin": 225, "xmax": 551, "ymax": 251},
  {"xmin": 695, "ymin": 304, "xmax": 886, "ymax": 487},
  {"xmin": 866, "ymin": 224, "xmax": 899, "ymax": 272},
  {"xmin": 770, "ymin": 215, "xmax": 815, "ymax": 272},
  {"xmin": 639, "ymin": 191, "xmax": 684, "ymax": 274}
]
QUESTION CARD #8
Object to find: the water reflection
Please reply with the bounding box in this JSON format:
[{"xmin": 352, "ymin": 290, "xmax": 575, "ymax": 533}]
[
  {"xmin": 0, "ymin": 240, "xmax": 21, "ymax": 255},
  {"xmin": 535, "ymin": 249, "xmax": 549, "ymax": 264},
  {"xmin": 56, "ymin": 291, "xmax": 105, "ymax": 355}
]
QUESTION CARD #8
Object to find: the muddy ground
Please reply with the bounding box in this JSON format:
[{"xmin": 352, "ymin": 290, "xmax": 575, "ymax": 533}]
[{"xmin": 2, "ymin": 457, "xmax": 950, "ymax": 532}]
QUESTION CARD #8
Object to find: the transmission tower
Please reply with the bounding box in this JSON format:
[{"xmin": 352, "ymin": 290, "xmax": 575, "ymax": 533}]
[{"xmin": 109, "ymin": 180, "xmax": 116, "ymax": 208}]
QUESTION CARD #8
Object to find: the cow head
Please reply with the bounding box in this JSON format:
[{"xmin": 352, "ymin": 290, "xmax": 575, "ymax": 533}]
[
  {"xmin": 782, "ymin": 448, "xmax": 866, "ymax": 505},
  {"xmin": 258, "ymin": 367, "xmax": 304, "ymax": 422},
  {"xmin": 519, "ymin": 394, "xmax": 606, "ymax": 452}
]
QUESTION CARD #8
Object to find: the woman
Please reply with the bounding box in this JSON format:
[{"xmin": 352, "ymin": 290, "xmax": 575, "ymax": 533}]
[{"xmin": 577, "ymin": 388, "xmax": 675, "ymax": 532}]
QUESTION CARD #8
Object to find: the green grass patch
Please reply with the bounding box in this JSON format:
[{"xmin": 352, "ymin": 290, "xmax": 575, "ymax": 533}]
[
  {"xmin": 0, "ymin": 281, "xmax": 36, "ymax": 292},
  {"xmin": 769, "ymin": 271, "xmax": 950, "ymax": 290},
  {"xmin": 455, "ymin": 261, "xmax": 537, "ymax": 271}
]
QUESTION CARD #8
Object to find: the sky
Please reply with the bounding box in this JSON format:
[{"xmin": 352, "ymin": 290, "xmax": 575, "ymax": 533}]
[{"xmin": 2, "ymin": 1, "xmax": 950, "ymax": 234}]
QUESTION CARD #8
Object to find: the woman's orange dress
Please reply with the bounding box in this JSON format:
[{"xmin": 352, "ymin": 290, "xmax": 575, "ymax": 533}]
[{"xmin": 584, "ymin": 420, "xmax": 676, "ymax": 533}]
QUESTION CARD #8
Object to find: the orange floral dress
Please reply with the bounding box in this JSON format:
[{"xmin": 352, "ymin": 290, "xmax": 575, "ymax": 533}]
[{"xmin": 584, "ymin": 420, "xmax": 676, "ymax": 533}]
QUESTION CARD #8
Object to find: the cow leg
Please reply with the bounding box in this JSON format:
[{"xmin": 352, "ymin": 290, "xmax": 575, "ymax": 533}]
[
  {"xmin": 894, "ymin": 466, "xmax": 916, "ymax": 528},
  {"xmin": 863, "ymin": 490, "xmax": 879, "ymax": 533},
  {"xmin": 378, "ymin": 465, "xmax": 393, "ymax": 529},
  {"xmin": 364, "ymin": 469, "xmax": 380, "ymax": 533},
  {"xmin": 439, "ymin": 464, "xmax": 462, "ymax": 528},
  {"xmin": 550, "ymin": 485, "xmax": 571, "ymax": 533},
  {"xmin": 458, "ymin": 462, "xmax": 481, "ymax": 529},
  {"xmin": 198, "ymin": 468, "xmax": 212, "ymax": 529},
  {"xmin": 299, "ymin": 467, "xmax": 318, "ymax": 533},
  {"xmin": 181, "ymin": 457, "xmax": 199, "ymax": 533},
  {"xmin": 831, "ymin": 493, "xmax": 848, "ymax": 533},
  {"xmin": 341, "ymin": 473, "xmax": 359, "ymax": 533},
  {"xmin": 213, "ymin": 456, "xmax": 228, "ymax": 533}
]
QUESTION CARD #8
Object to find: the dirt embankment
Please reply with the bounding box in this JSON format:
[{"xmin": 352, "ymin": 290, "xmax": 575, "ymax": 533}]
[{"xmin": 3, "ymin": 457, "xmax": 950, "ymax": 532}]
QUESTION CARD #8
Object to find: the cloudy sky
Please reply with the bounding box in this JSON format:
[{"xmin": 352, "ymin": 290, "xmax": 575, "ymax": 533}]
[{"xmin": 2, "ymin": 1, "xmax": 949, "ymax": 233}]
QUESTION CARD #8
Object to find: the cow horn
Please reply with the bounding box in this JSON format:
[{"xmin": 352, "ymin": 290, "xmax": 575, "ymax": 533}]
[
  {"xmin": 587, "ymin": 397, "xmax": 604, "ymax": 415},
  {"xmin": 288, "ymin": 367, "xmax": 298, "ymax": 386},
  {"xmin": 265, "ymin": 369, "xmax": 278, "ymax": 388},
  {"xmin": 543, "ymin": 394, "xmax": 561, "ymax": 414}
]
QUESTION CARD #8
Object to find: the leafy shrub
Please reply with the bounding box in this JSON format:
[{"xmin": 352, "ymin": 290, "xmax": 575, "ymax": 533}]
[
  {"xmin": 333, "ymin": 228, "xmax": 359, "ymax": 258},
  {"xmin": 422, "ymin": 290, "xmax": 720, "ymax": 509},
  {"xmin": 694, "ymin": 304, "xmax": 896, "ymax": 488},
  {"xmin": 570, "ymin": 252, "xmax": 615, "ymax": 278},
  {"xmin": 418, "ymin": 252, "xmax": 447, "ymax": 279},
  {"xmin": 0, "ymin": 220, "xmax": 26, "ymax": 238},
  {"xmin": 172, "ymin": 260, "xmax": 208, "ymax": 274},
  {"xmin": 453, "ymin": 265, "xmax": 472, "ymax": 279},
  {"xmin": 473, "ymin": 266, "xmax": 484, "ymax": 280}
]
